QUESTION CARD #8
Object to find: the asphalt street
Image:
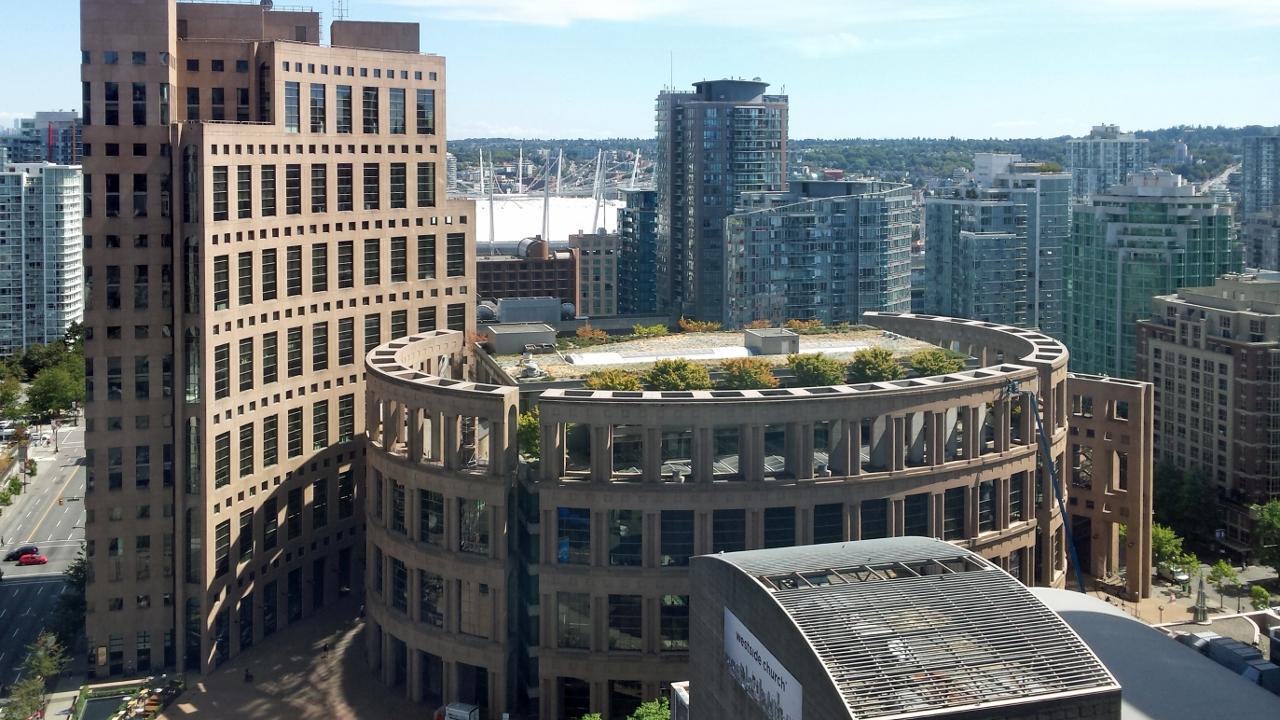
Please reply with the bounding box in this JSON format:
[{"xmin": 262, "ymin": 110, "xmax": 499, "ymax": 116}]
[{"xmin": 0, "ymin": 425, "xmax": 85, "ymax": 687}]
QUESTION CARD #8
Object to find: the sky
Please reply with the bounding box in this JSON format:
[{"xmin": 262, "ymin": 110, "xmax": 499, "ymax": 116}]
[{"xmin": 4, "ymin": 0, "xmax": 1279, "ymax": 139}]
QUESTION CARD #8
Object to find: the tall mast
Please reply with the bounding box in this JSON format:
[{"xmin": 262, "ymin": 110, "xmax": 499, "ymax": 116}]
[
  {"xmin": 630, "ymin": 148, "xmax": 641, "ymax": 188},
  {"xmin": 542, "ymin": 157, "xmax": 552, "ymax": 244},
  {"xmin": 590, "ymin": 149, "xmax": 604, "ymax": 233},
  {"xmin": 478, "ymin": 148, "xmax": 485, "ymax": 196},
  {"xmin": 555, "ymin": 148, "xmax": 564, "ymax": 197},
  {"xmin": 487, "ymin": 151, "xmax": 497, "ymax": 256},
  {"xmin": 517, "ymin": 145, "xmax": 523, "ymax": 195}
]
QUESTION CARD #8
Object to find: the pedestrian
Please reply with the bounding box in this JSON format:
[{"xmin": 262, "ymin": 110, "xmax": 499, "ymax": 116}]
[{"xmin": 322, "ymin": 642, "xmax": 329, "ymax": 657}]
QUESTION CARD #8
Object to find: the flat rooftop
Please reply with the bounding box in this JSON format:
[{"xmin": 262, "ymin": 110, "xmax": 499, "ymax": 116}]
[
  {"xmin": 492, "ymin": 328, "xmax": 937, "ymax": 383},
  {"xmin": 713, "ymin": 539, "xmax": 1119, "ymax": 719}
]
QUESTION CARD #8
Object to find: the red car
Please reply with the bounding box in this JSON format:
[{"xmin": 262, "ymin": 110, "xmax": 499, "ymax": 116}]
[{"xmin": 17, "ymin": 553, "xmax": 47, "ymax": 566}]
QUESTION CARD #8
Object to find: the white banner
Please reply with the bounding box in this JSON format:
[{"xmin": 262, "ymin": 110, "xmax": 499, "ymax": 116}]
[{"xmin": 724, "ymin": 608, "xmax": 802, "ymax": 720}]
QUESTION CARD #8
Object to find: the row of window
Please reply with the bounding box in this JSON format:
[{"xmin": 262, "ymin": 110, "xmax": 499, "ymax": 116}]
[
  {"xmin": 210, "ymin": 162, "xmax": 438, "ymax": 220},
  {"xmin": 282, "ymin": 83, "xmax": 435, "ymax": 136},
  {"xmin": 210, "ymin": 401, "xmax": 358, "ymax": 490},
  {"xmin": 82, "ymin": 80, "xmax": 172, "ymax": 128},
  {"xmin": 83, "ymin": 444, "xmax": 174, "ymax": 492},
  {"xmin": 209, "ymin": 235, "xmax": 465, "ymax": 309},
  {"xmin": 83, "ymin": 262, "xmax": 171, "ymax": 313},
  {"xmin": 371, "ymin": 472, "xmax": 491, "ymax": 557},
  {"xmin": 280, "ymin": 60, "xmax": 437, "ymax": 83}
]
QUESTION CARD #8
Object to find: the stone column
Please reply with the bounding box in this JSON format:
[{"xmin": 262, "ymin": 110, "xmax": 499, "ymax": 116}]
[
  {"xmin": 931, "ymin": 493, "xmax": 944, "ymax": 538},
  {"xmin": 929, "ymin": 411, "xmax": 944, "ymax": 467},
  {"xmin": 849, "ymin": 419, "xmax": 862, "ymax": 476},
  {"xmin": 968, "ymin": 484, "xmax": 980, "ymax": 538},
  {"xmin": 442, "ymin": 414, "xmax": 461, "ymax": 470},
  {"xmin": 892, "ymin": 498, "xmax": 905, "ymax": 536},
  {"xmin": 744, "ymin": 425, "xmax": 765, "ymax": 482},
  {"xmin": 851, "ymin": 502, "xmax": 863, "ymax": 540},
  {"xmin": 541, "ymin": 420, "xmax": 564, "ymax": 481},
  {"xmin": 892, "ymin": 416, "xmax": 906, "ymax": 472},
  {"xmin": 488, "ymin": 416, "xmax": 505, "ymax": 476},
  {"xmin": 830, "ymin": 419, "xmax": 853, "ymax": 475},
  {"xmin": 366, "ymin": 389, "xmax": 380, "ymax": 441},
  {"xmin": 590, "ymin": 425, "xmax": 613, "ymax": 482},
  {"xmin": 786, "ymin": 422, "xmax": 814, "ymax": 479},
  {"xmin": 643, "ymin": 427, "xmax": 662, "ymax": 483},
  {"xmin": 907, "ymin": 413, "xmax": 926, "ymax": 466},
  {"xmin": 407, "ymin": 407, "xmax": 424, "ymax": 464},
  {"xmin": 693, "ymin": 426, "xmax": 714, "ymax": 482}
]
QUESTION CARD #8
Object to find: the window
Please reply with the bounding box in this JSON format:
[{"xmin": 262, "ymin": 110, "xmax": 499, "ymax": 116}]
[
  {"xmin": 214, "ymin": 432, "xmax": 231, "ymax": 488},
  {"xmin": 239, "ymin": 422, "xmax": 254, "ymax": 477},
  {"xmin": 312, "ymin": 400, "xmax": 328, "ymax": 449},
  {"xmin": 364, "ymin": 239, "xmax": 381, "ymax": 284},
  {"xmin": 285, "ymin": 164, "xmax": 301, "ymax": 214},
  {"xmin": 660, "ymin": 595, "xmax": 689, "ymax": 651},
  {"xmin": 212, "ymin": 166, "xmax": 228, "ymax": 221},
  {"xmin": 390, "ymin": 237, "xmax": 408, "ymax": 282},
  {"xmin": 185, "ymin": 87, "xmax": 199, "ymax": 120},
  {"xmin": 416, "ymin": 162, "xmax": 436, "ymax": 208},
  {"xmin": 418, "ymin": 306, "xmax": 437, "ymax": 332},
  {"xmin": 458, "ymin": 498, "xmax": 489, "ymax": 555},
  {"xmin": 132, "ymin": 173, "xmax": 148, "ymax": 217},
  {"xmin": 391, "ymin": 310, "xmax": 408, "ymax": 339},
  {"xmin": 416, "ymin": 235, "xmax": 438, "ymax": 279},
  {"xmin": 419, "ymin": 490, "xmax": 444, "ymax": 545},
  {"xmin": 335, "ymin": 85, "xmax": 352, "ymax": 133},
  {"xmin": 813, "ymin": 503, "xmax": 843, "ymax": 544},
  {"xmin": 311, "ymin": 244, "xmax": 328, "ymax": 292},
  {"xmin": 390, "ymin": 163, "xmax": 407, "ymax": 208},
  {"xmin": 262, "ymin": 248, "xmax": 277, "ymax": 299},
  {"xmin": 105, "ymin": 174, "xmax": 120, "ymax": 217},
  {"xmin": 210, "ymin": 87, "xmax": 224, "ymax": 120},
  {"xmin": 338, "ymin": 394, "xmax": 355, "ymax": 442},
  {"xmin": 861, "ymin": 499, "xmax": 888, "ymax": 539},
  {"xmin": 264, "ymin": 498, "xmax": 278, "ymax": 549},
  {"xmin": 283, "ymin": 81, "xmax": 300, "ymax": 132},
  {"xmin": 557, "ymin": 592, "xmax": 590, "ymax": 650},
  {"xmin": 904, "ymin": 493, "xmax": 930, "ymax": 536},
  {"xmin": 261, "ymin": 165, "xmax": 277, "ymax": 216},
  {"xmin": 310, "ymin": 164, "xmax": 327, "ymax": 212},
  {"xmin": 211, "ymin": 59, "xmax": 224, "ymax": 72},
  {"xmin": 214, "ymin": 520, "xmax": 230, "ymax": 577},
  {"xmin": 132, "ymin": 51, "xmax": 146, "ymax": 65},
  {"xmin": 287, "ymin": 326, "xmax": 303, "ymax": 377},
  {"xmin": 557, "ymin": 507, "xmax": 590, "ymax": 565},
  {"xmin": 416, "ymin": 89, "xmax": 435, "ymax": 134},
  {"xmin": 390, "ymin": 481, "xmax": 406, "ymax": 534},
  {"xmin": 287, "ymin": 487, "xmax": 303, "ymax": 539},
  {"xmin": 262, "ymin": 331, "xmax": 278, "ymax": 384},
  {"xmin": 763, "ymin": 506, "xmax": 795, "ymax": 548},
  {"xmin": 313, "ymin": 478, "xmax": 328, "ymax": 529},
  {"xmin": 712, "ymin": 509, "xmax": 745, "ymax": 553},
  {"xmin": 337, "ymin": 317, "xmax": 356, "ymax": 365},
  {"xmin": 1009, "ymin": 472, "xmax": 1025, "ymax": 522},
  {"xmin": 239, "ymin": 509, "xmax": 254, "ymax": 561},
  {"xmin": 286, "ymin": 245, "xmax": 303, "ymax": 296},
  {"xmin": 660, "ymin": 510, "xmax": 694, "ymax": 567},
  {"xmin": 336, "ymin": 163, "xmax": 353, "ymax": 211},
  {"xmin": 446, "ymin": 232, "xmax": 465, "ymax": 276},
  {"xmin": 133, "ymin": 264, "xmax": 149, "ymax": 309},
  {"xmin": 134, "ymin": 356, "xmax": 150, "ymax": 400},
  {"xmin": 263, "ymin": 414, "xmax": 278, "ymax": 467},
  {"xmin": 447, "ymin": 303, "xmax": 466, "ymax": 331},
  {"xmin": 338, "ymin": 469, "xmax": 354, "ymax": 519},
  {"xmin": 213, "ymin": 343, "xmax": 230, "ymax": 399},
  {"xmin": 237, "ymin": 252, "xmax": 253, "ymax": 305},
  {"xmin": 943, "ymin": 487, "xmax": 966, "ymax": 540},
  {"xmin": 362, "ymin": 86, "xmax": 379, "ymax": 133},
  {"xmin": 606, "ymin": 594, "xmax": 643, "ymax": 652},
  {"xmin": 312, "ymin": 322, "xmax": 329, "ymax": 371},
  {"xmin": 132, "ymin": 82, "xmax": 147, "ymax": 125},
  {"xmin": 364, "ymin": 314, "xmax": 381, "ymax": 353},
  {"xmin": 238, "ymin": 338, "xmax": 253, "ymax": 391},
  {"xmin": 978, "ymin": 480, "xmax": 994, "ymax": 533},
  {"xmin": 389, "ymin": 88, "xmax": 406, "ymax": 133},
  {"xmin": 105, "ymin": 81, "xmax": 119, "ymax": 125},
  {"xmin": 134, "ymin": 445, "xmax": 151, "ymax": 488},
  {"xmin": 362, "ymin": 163, "xmax": 380, "ymax": 210},
  {"xmin": 419, "ymin": 570, "xmax": 444, "ymax": 627},
  {"xmin": 607, "ymin": 510, "xmax": 642, "ymax": 567},
  {"xmin": 309, "ymin": 83, "xmax": 326, "ymax": 132},
  {"xmin": 236, "ymin": 87, "xmax": 250, "ymax": 121}
]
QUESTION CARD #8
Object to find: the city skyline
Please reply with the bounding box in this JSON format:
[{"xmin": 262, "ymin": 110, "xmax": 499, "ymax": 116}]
[{"xmin": 7, "ymin": 0, "xmax": 1280, "ymax": 139}]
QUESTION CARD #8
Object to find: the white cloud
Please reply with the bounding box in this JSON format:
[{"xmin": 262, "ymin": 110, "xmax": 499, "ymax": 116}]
[
  {"xmin": 1075, "ymin": 0, "xmax": 1280, "ymax": 24},
  {"xmin": 783, "ymin": 32, "xmax": 864, "ymax": 59}
]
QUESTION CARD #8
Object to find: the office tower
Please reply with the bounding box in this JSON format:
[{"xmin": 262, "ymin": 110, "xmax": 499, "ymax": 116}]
[
  {"xmin": 445, "ymin": 151, "xmax": 458, "ymax": 194},
  {"xmin": 985, "ymin": 158, "xmax": 1071, "ymax": 337},
  {"xmin": 475, "ymin": 237, "xmax": 579, "ymax": 307},
  {"xmin": 617, "ymin": 187, "xmax": 657, "ymax": 315},
  {"xmin": 81, "ymin": 0, "xmax": 472, "ymax": 677},
  {"xmin": 0, "ymin": 163, "xmax": 84, "ymax": 354},
  {"xmin": 1067, "ymin": 124, "xmax": 1149, "ymax": 202},
  {"xmin": 0, "ymin": 112, "xmax": 83, "ymax": 166},
  {"xmin": 1241, "ymin": 134, "xmax": 1280, "ymax": 217},
  {"xmin": 924, "ymin": 188, "xmax": 1030, "ymax": 328},
  {"xmin": 725, "ymin": 180, "xmax": 912, "ymax": 327},
  {"xmin": 364, "ymin": 311, "xmax": 1151, "ymax": 717},
  {"xmin": 567, "ymin": 232, "xmax": 619, "ymax": 316},
  {"xmin": 1242, "ymin": 208, "xmax": 1280, "ymax": 270},
  {"xmin": 1065, "ymin": 169, "xmax": 1239, "ymax": 378},
  {"xmin": 655, "ymin": 79, "xmax": 787, "ymax": 322},
  {"xmin": 1136, "ymin": 272, "xmax": 1280, "ymax": 554}
]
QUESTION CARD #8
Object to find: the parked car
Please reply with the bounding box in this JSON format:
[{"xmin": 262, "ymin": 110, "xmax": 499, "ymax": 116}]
[
  {"xmin": 1158, "ymin": 564, "xmax": 1190, "ymax": 584},
  {"xmin": 3, "ymin": 545, "xmax": 38, "ymax": 561},
  {"xmin": 16, "ymin": 554, "xmax": 47, "ymax": 566}
]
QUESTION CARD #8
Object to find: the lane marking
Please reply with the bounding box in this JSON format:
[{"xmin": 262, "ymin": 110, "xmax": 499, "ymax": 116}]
[{"xmin": 25, "ymin": 467, "xmax": 79, "ymax": 544}]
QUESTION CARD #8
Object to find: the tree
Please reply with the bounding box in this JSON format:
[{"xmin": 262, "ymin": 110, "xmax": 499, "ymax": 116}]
[
  {"xmin": 26, "ymin": 364, "xmax": 80, "ymax": 420},
  {"xmin": 1207, "ymin": 559, "xmax": 1238, "ymax": 609},
  {"xmin": 0, "ymin": 374, "xmax": 25, "ymax": 421},
  {"xmin": 0, "ymin": 633, "xmax": 68, "ymax": 720},
  {"xmin": 1250, "ymin": 584, "xmax": 1272, "ymax": 611},
  {"xmin": 743, "ymin": 319, "xmax": 772, "ymax": 329},
  {"xmin": 1254, "ymin": 499, "xmax": 1280, "ymax": 577},
  {"xmin": 2, "ymin": 677, "xmax": 46, "ymax": 720},
  {"xmin": 718, "ymin": 358, "xmax": 778, "ymax": 390},
  {"xmin": 909, "ymin": 348, "xmax": 966, "ymax": 376},
  {"xmin": 25, "ymin": 633, "xmax": 68, "ymax": 681},
  {"xmin": 1153, "ymin": 462, "xmax": 1217, "ymax": 543},
  {"xmin": 583, "ymin": 369, "xmax": 644, "ymax": 391},
  {"xmin": 1151, "ymin": 523, "xmax": 1188, "ymax": 569},
  {"xmin": 643, "ymin": 359, "xmax": 713, "ymax": 391},
  {"xmin": 49, "ymin": 552, "xmax": 86, "ymax": 649},
  {"xmin": 846, "ymin": 347, "xmax": 905, "ymax": 383},
  {"xmin": 628, "ymin": 698, "xmax": 671, "ymax": 720},
  {"xmin": 632, "ymin": 323, "xmax": 670, "ymax": 338},
  {"xmin": 19, "ymin": 341, "xmax": 67, "ymax": 381},
  {"xmin": 517, "ymin": 409, "xmax": 541, "ymax": 460},
  {"xmin": 574, "ymin": 324, "xmax": 608, "ymax": 345},
  {"xmin": 787, "ymin": 353, "xmax": 846, "ymax": 386},
  {"xmin": 678, "ymin": 317, "xmax": 721, "ymax": 333}
]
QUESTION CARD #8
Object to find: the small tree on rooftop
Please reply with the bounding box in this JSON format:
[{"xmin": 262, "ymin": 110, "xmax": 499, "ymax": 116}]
[
  {"xmin": 847, "ymin": 347, "xmax": 905, "ymax": 383},
  {"xmin": 575, "ymin": 324, "xmax": 608, "ymax": 345},
  {"xmin": 632, "ymin": 323, "xmax": 670, "ymax": 338},
  {"xmin": 517, "ymin": 408, "xmax": 541, "ymax": 460},
  {"xmin": 743, "ymin": 318, "xmax": 772, "ymax": 329},
  {"xmin": 583, "ymin": 369, "xmax": 644, "ymax": 391},
  {"xmin": 786, "ymin": 353, "xmax": 846, "ymax": 387},
  {"xmin": 718, "ymin": 357, "xmax": 778, "ymax": 390},
  {"xmin": 910, "ymin": 348, "xmax": 967, "ymax": 376},
  {"xmin": 678, "ymin": 317, "xmax": 722, "ymax": 333},
  {"xmin": 643, "ymin": 359, "xmax": 713, "ymax": 391}
]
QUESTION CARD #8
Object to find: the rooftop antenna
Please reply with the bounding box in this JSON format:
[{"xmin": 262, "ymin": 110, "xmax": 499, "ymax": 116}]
[
  {"xmin": 555, "ymin": 148, "xmax": 564, "ymax": 197},
  {"xmin": 332, "ymin": 0, "xmax": 348, "ymax": 21}
]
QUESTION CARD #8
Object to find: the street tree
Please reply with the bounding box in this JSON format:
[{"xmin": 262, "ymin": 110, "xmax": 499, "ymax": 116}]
[
  {"xmin": 583, "ymin": 369, "xmax": 644, "ymax": 391},
  {"xmin": 1254, "ymin": 499, "xmax": 1280, "ymax": 577},
  {"xmin": 909, "ymin": 348, "xmax": 966, "ymax": 376},
  {"xmin": 1151, "ymin": 523, "xmax": 1189, "ymax": 569},
  {"xmin": 1153, "ymin": 462, "xmax": 1217, "ymax": 543},
  {"xmin": 846, "ymin": 348, "xmax": 905, "ymax": 383},
  {"xmin": 642, "ymin": 359, "xmax": 712, "ymax": 391},
  {"xmin": 1250, "ymin": 584, "xmax": 1272, "ymax": 611},
  {"xmin": 717, "ymin": 358, "xmax": 778, "ymax": 390},
  {"xmin": 787, "ymin": 353, "xmax": 846, "ymax": 386},
  {"xmin": 0, "ymin": 374, "xmax": 25, "ymax": 421},
  {"xmin": 1207, "ymin": 559, "xmax": 1238, "ymax": 609},
  {"xmin": 26, "ymin": 364, "xmax": 80, "ymax": 420}
]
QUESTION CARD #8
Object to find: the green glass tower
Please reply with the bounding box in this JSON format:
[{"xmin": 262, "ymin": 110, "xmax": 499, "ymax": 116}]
[{"xmin": 1065, "ymin": 169, "xmax": 1241, "ymax": 377}]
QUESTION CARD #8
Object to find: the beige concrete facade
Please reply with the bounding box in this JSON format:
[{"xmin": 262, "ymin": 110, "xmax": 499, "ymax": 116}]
[
  {"xmin": 81, "ymin": 0, "xmax": 473, "ymax": 678},
  {"xmin": 362, "ymin": 312, "xmax": 1155, "ymax": 719}
]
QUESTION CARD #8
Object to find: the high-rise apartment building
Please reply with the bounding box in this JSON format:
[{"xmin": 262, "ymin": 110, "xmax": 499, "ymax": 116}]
[
  {"xmin": 568, "ymin": 232, "xmax": 619, "ymax": 316},
  {"xmin": 725, "ymin": 180, "xmax": 912, "ymax": 327},
  {"xmin": 1065, "ymin": 169, "xmax": 1239, "ymax": 378},
  {"xmin": 617, "ymin": 187, "xmax": 657, "ymax": 315},
  {"xmin": 81, "ymin": 0, "xmax": 472, "ymax": 677},
  {"xmin": 0, "ymin": 162, "xmax": 84, "ymax": 354},
  {"xmin": 1067, "ymin": 124, "xmax": 1149, "ymax": 202},
  {"xmin": 1242, "ymin": 134, "xmax": 1280, "ymax": 218},
  {"xmin": 924, "ymin": 188, "xmax": 1030, "ymax": 328},
  {"xmin": 0, "ymin": 111, "xmax": 83, "ymax": 166},
  {"xmin": 1136, "ymin": 273, "xmax": 1280, "ymax": 553},
  {"xmin": 445, "ymin": 151, "xmax": 458, "ymax": 194},
  {"xmin": 1242, "ymin": 207, "xmax": 1280, "ymax": 271},
  {"xmin": 655, "ymin": 80, "xmax": 786, "ymax": 322}
]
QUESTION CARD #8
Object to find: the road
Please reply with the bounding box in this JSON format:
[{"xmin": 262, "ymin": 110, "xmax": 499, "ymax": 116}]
[{"xmin": 0, "ymin": 425, "xmax": 85, "ymax": 687}]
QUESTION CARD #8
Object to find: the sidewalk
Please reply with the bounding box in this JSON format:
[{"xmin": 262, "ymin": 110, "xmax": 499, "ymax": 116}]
[{"xmin": 158, "ymin": 597, "xmax": 422, "ymax": 720}]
